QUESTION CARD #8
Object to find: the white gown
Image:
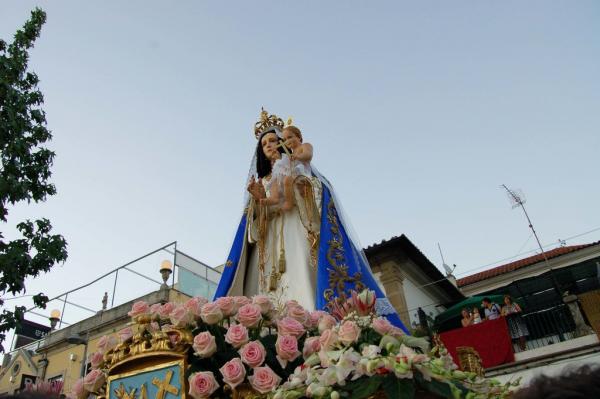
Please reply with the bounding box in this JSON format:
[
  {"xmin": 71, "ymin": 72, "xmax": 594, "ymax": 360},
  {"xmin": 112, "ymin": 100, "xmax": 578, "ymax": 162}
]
[{"xmin": 225, "ymin": 176, "xmax": 319, "ymax": 311}]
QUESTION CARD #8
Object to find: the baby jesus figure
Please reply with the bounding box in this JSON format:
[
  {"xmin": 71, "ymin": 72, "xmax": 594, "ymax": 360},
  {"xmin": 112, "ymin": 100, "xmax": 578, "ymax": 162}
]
[
  {"xmin": 260, "ymin": 124, "xmax": 313, "ymax": 211},
  {"xmin": 281, "ymin": 125, "xmax": 313, "ymax": 210}
]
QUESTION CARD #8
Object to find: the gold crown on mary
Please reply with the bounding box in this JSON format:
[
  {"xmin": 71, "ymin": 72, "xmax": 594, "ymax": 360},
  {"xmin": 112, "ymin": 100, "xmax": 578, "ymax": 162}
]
[{"xmin": 254, "ymin": 108, "xmax": 294, "ymax": 139}]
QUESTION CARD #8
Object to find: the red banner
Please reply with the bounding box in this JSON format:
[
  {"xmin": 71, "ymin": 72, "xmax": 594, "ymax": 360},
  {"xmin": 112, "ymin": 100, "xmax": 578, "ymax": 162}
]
[{"xmin": 439, "ymin": 317, "xmax": 514, "ymax": 369}]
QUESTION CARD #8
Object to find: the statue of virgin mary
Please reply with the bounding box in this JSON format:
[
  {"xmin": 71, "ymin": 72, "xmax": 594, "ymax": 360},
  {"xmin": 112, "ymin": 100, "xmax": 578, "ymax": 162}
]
[{"xmin": 214, "ymin": 109, "xmax": 408, "ymax": 332}]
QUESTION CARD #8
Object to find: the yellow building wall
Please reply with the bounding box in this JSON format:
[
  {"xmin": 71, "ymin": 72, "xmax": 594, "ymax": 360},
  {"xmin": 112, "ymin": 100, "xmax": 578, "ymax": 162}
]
[
  {"xmin": 0, "ymin": 351, "xmax": 41, "ymax": 395},
  {"xmin": 0, "ymin": 289, "xmax": 193, "ymax": 395},
  {"xmin": 43, "ymin": 344, "xmax": 85, "ymax": 394}
]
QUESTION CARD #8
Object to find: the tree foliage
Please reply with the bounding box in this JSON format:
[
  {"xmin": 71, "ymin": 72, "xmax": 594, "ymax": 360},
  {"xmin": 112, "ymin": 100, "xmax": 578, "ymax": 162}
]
[{"xmin": 0, "ymin": 8, "xmax": 68, "ymax": 352}]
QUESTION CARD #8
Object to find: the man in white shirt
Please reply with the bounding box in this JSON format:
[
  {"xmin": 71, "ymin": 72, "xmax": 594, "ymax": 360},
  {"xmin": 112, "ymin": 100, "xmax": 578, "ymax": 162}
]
[{"xmin": 482, "ymin": 297, "xmax": 502, "ymax": 320}]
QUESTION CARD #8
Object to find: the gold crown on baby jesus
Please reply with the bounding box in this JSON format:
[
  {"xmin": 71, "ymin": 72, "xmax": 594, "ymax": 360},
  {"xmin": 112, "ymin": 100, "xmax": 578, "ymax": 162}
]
[{"xmin": 253, "ymin": 107, "xmax": 294, "ymax": 139}]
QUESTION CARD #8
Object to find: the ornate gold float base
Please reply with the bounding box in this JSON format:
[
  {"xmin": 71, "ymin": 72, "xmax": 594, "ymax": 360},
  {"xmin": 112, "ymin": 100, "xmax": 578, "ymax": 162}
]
[{"xmin": 224, "ymin": 384, "xmax": 267, "ymax": 399}]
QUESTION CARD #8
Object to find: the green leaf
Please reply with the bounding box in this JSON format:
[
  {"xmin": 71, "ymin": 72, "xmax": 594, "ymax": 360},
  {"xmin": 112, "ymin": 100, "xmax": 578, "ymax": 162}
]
[
  {"xmin": 347, "ymin": 375, "xmax": 384, "ymax": 399},
  {"xmin": 0, "ymin": 7, "xmax": 66, "ymax": 353},
  {"xmin": 414, "ymin": 370, "xmax": 454, "ymax": 398},
  {"xmin": 382, "ymin": 375, "xmax": 415, "ymax": 399}
]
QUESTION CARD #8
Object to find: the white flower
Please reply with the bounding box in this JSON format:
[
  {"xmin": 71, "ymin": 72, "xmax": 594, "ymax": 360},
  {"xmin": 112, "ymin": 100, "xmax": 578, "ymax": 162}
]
[{"xmin": 361, "ymin": 345, "xmax": 381, "ymax": 359}]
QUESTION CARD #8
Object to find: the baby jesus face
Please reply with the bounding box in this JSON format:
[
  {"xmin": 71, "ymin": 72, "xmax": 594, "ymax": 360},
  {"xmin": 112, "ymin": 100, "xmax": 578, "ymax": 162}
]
[{"xmin": 282, "ymin": 128, "xmax": 302, "ymax": 151}]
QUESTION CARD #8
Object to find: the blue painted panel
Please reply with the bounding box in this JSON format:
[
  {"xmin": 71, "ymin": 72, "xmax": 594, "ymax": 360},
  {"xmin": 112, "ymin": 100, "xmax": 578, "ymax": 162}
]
[{"xmin": 109, "ymin": 362, "xmax": 183, "ymax": 399}]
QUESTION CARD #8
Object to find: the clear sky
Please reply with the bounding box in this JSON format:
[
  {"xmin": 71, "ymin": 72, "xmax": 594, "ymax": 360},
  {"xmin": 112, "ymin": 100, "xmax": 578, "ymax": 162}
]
[{"xmin": 2, "ymin": 1, "xmax": 599, "ymax": 330}]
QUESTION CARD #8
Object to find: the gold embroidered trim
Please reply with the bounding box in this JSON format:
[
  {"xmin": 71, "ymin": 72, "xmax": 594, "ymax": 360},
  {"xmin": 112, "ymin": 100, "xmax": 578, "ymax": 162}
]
[{"xmin": 323, "ymin": 200, "xmax": 365, "ymax": 312}]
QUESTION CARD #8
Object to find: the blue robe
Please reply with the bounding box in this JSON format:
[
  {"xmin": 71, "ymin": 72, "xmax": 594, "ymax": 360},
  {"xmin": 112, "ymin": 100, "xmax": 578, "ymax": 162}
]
[{"xmin": 214, "ymin": 181, "xmax": 409, "ymax": 333}]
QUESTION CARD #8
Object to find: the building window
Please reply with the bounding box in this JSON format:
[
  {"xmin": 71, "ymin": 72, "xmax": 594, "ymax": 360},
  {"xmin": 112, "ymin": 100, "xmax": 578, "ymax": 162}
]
[
  {"xmin": 47, "ymin": 374, "xmax": 64, "ymax": 394},
  {"xmin": 47, "ymin": 374, "xmax": 64, "ymax": 383},
  {"xmin": 11, "ymin": 361, "xmax": 21, "ymax": 376}
]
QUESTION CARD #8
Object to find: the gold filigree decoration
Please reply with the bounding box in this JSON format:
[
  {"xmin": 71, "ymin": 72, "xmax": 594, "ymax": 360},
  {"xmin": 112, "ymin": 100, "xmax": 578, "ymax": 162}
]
[
  {"xmin": 294, "ymin": 176, "xmax": 321, "ymax": 268},
  {"xmin": 114, "ymin": 383, "xmax": 137, "ymax": 399},
  {"xmin": 323, "ymin": 201, "xmax": 365, "ymax": 312},
  {"xmin": 103, "ymin": 318, "xmax": 193, "ymax": 370},
  {"xmin": 254, "ymin": 107, "xmax": 285, "ymax": 139}
]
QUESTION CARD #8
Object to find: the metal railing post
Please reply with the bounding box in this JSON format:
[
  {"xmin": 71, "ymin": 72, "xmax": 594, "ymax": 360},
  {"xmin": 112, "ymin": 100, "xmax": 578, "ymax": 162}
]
[
  {"xmin": 111, "ymin": 269, "xmax": 119, "ymax": 308},
  {"xmin": 172, "ymin": 242, "xmax": 177, "ymax": 289},
  {"xmin": 59, "ymin": 293, "xmax": 68, "ymax": 329}
]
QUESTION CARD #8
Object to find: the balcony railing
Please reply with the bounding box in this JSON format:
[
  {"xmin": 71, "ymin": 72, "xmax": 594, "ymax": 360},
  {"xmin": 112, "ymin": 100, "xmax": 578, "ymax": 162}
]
[{"xmin": 515, "ymin": 304, "xmax": 577, "ymax": 352}]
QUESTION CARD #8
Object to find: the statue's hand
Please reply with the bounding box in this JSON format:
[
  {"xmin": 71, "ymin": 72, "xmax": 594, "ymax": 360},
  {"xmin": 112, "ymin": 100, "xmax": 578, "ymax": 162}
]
[
  {"xmin": 247, "ymin": 177, "xmax": 266, "ymax": 200},
  {"xmin": 256, "ymin": 178, "xmax": 266, "ymax": 199}
]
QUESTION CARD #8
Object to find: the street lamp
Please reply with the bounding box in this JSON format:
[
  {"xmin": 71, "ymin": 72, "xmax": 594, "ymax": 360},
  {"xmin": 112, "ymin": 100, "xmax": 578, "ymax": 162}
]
[
  {"xmin": 159, "ymin": 260, "xmax": 173, "ymax": 289},
  {"xmin": 67, "ymin": 335, "xmax": 89, "ymax": 377},
  {"xmin": 49, "ymin": 309, "xmax": 61, "ymax": 330}
]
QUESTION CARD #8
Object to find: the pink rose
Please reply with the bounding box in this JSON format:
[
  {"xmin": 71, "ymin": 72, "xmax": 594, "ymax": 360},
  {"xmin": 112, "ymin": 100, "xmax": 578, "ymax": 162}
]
[
  {"xmin": 118, "ymin": 327, "xmax": 133, "ymax": 343},
  {"xmin": 372, "ymin": 317, "xmax": 393, "ymax": 336},
  {"xmin": 147, "ymin": 321, "xmax": 161, "ymax": 333},
  {"xmin": 275, "ymin": 335, "xmax": 300, "ymax": 366},
  {"xmin": 169, "ymin": 305, "xmax": 194, "ymax": 327},
  {"xmin": 390, "ymin": 326, "xmax": 405, "ymax": 338},
  {"xmin": 200, "ymin": 302, "xmax": 223, "ymax": 325},
  {"xmin": 252, "ymin": 295, "xmax": 273, "ymax": 315},
  {"xmin": 225, "ymin": 324, "xmax": 249, "ymax": 348},
  {"xmin": 96, "ymin": 334, "xmax": 118, "ymax": 354},
  {"xmin": 239, "ymin": 340, "xmax": 266, "ymax": 368},
  {"xmin": 70, "ymin": 378, "xmax": 86, "ymax": 399},
  {"xmin": 287, "ymin": 303, "xmax": 309, "ymax": 325},
  {"xmin": 149, "ymin": 303, "xmax": 162, "ymax": 316},
  {"xmin": 277, "ymin": 317, "xmax": 305, "ymax": 338},
  {"xmin": 233, "ymin": 296, "xmax": 252, "ymax": 310},
  {"xmin": 338, "ymin": 320, "xmax": 361, "ymax": 345},
  {"xmin": 216, "ymin": 297, "xmax": 237, "ymax": 317},
  {"xmin": 307, "ymin": 311, "xmax": 327, "ymax": 329},
  {"xmin": 237, "ymin": 304, "xmax": 262, "ymax": 328},
  {"xmin": 286, "ymin": 300, "xmax": 301, "ymax": 308},
  {"xmin": 83, "ymin": 369, "xmax": 105, "ymax": 392},
  {"xmin": 318, "ymin": 314, "xmax": 337, "ymax": 333},
  {"xmin": 302, "ymin": 336, "xmax": 321, "ymax": 358},
  {"xmin": 128, "ymin": 301, "xmax": 149, "ymax": 318},
  {"xmin": 193, "ymin": 332, "xmax": 217, "ymax": 358},
  {"xmin": 88, "ymin": 352, "xmax": 104, "ymax": 369},
  {"xmin": 157, "ymin": 302, "xmax": 176, "ymax": 319},
  {"xmin": 219, "ymin": 357, "xmax": 246, "ymax": 389},
  {"xmin": 185, "ymin": 296, "xmax": 208, "ymax": 316},
  {"xmin": 319, "ymin": 329, "xmax": 339, "ymax": 351},
  {"xmin": 168, "ymin": 331, "xmax": 181, "ymax": 347},
  {"xmin": 188, "ymin": 371, "xmax": 219, "ymax": 399},
  {"xmin": 249, "ymin": 366, "xmax": 281, "ymax": 394}
]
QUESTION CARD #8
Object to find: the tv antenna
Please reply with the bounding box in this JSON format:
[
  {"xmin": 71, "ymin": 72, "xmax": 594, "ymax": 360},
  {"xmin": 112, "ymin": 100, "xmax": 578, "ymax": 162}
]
[
  {"xmin": 437, "ymin": 243, "xmax": 456, "ymax": 276},
  {"xmin": 501, "ymin": 184, "xmax": 550, "ymax": 267}
]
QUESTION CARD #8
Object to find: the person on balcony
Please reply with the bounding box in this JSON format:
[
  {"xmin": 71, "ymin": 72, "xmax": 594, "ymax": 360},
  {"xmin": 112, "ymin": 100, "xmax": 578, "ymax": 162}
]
[
  {"xmin": 481, "ymin": 297, "xmax": 502, "ymax": 320},
  {"xmin": 461, "ymin": 308, "xmax": 474, "ymax": 327},
  {"xmin": 472, "ymin": 307, "xmax": 482, "ymax": 324},
  {"xmin": 501, "ymin": 294, "xmax": 529, "ymax": 351}
]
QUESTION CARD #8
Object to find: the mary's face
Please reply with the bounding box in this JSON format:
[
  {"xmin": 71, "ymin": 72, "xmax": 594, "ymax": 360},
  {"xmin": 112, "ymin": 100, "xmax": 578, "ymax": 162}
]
[{"xmin": 261, "ymin": 132, "xmax": 280, "ymax": 161}]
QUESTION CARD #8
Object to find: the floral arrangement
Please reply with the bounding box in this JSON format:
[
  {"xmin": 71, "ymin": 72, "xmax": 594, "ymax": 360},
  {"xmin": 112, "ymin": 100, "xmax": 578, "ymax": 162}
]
[
  {"xmin": 24, "ymin": 380, "xmax": 64, "ymax": 397},
  {"xmin": 69, "ymin": 290, "xmax": 516, "ymax": 399}
]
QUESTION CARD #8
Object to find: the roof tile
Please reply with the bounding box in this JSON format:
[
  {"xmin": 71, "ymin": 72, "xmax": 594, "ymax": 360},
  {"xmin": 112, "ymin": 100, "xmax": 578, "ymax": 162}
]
[{"xmin": 457, "ymin": 241, "xmax": 600, "ymax": 287}]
